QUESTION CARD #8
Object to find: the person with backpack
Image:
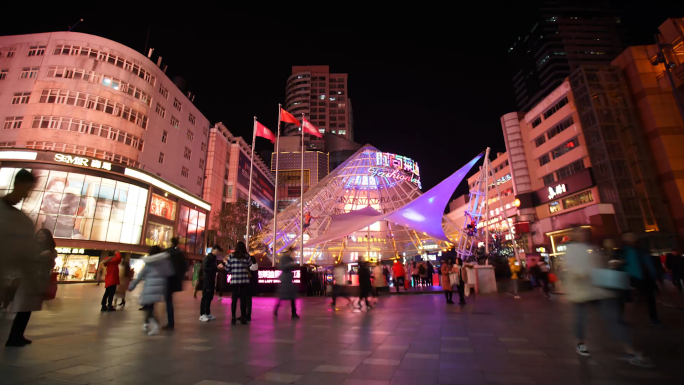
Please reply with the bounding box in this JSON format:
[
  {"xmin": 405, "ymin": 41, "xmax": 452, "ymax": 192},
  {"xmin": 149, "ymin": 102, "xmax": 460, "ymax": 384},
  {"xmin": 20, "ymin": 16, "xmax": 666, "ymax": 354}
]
[{"xmin": 508, "ymin": 257, "xmax": 521, "ymax": 299}]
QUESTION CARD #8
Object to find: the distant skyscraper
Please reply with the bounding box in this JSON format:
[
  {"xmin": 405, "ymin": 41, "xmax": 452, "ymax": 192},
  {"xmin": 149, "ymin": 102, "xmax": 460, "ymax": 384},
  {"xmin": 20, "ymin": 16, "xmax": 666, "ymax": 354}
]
[
  {"xmin": 284, "ymin": 65, "xmax": 353, "ymax": 150},
  {"xmin": 507, "ymin": 1, "xmax": 627, "ymax": 112}
]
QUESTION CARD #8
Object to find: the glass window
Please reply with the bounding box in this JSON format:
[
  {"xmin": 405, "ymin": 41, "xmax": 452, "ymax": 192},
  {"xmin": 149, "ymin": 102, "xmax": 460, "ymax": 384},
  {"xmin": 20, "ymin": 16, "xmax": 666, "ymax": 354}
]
[
  {"xmin": 0, "ymin": 167, "xmax": 147, "ymax": 244},
  {"xmin": 145, "ymin": 222, "xmax": 173, "ymax": 249},
  {"xmin": 563, "ymin": 190, "xmax": 594, "ymax": 209},
  {"xmin": 542, "ymin": 173, "xmax": 555, "ymax": 186}
]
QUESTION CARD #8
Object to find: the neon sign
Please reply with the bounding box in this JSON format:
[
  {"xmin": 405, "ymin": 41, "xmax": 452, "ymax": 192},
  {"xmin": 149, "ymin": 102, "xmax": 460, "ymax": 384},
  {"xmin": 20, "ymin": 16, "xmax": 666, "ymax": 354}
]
[
  {"xmin": 54, "ymin": 154, "xmax": 112, "ymax": 171},
  {"xmin": 373, "ymin": 151, "xmax": 421, "ymax": 189},
  {"xmin": 256, "ymin": 269, "xmax": 301, "ymax": 284},
  {"xmin": 56, "ymin": 247, "xmax": 84, "ymax": 254},
  {"xmin": 548, "ymin": 184, "xmax": 567, "ymax": 199}
]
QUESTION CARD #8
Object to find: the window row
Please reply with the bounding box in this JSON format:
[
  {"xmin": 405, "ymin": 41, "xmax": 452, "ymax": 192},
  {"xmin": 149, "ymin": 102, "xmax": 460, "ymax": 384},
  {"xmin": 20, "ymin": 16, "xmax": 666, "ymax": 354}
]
[
  {"xmin": 46, "ymin": 66, "xmax": 152, "ymax": 106},
  {"xmin": 555, "ymin": 160, "xmax": 585, "ymax": 181},
  {"xmin": 533, "ymin": 116, "xmax": 575, "ymax": 148},
  {"xmin": 20, "ymin": 67, "xmax": 39, "ymax": 79},
  {"xmin": 31, "ymin": 115, "xmax": 144, "ymax": 151},
  {"xmin": 24, "ymin": 141, "xmax": 141, "ymax": 168},
  {"xmin": 551, "ymin": 137, "xmax": 579, "ymax": 159},
  {"xmin": 0, "ymin": 69, "xmax": 7, "ymax": 79},
  {"xmin": 53, "ymin": 45, "xmax": 156, "ymax": 86},
  {"xmin": 39, "ymin": 89, "xmax": 149, "ymax": 129},
  {"xmin": 3, "ymin": 117, "xmax": 23, "ymax": 130},
  {"xmin": 12, "ymin": 92, "xmax": 31, "ymax": 104}
]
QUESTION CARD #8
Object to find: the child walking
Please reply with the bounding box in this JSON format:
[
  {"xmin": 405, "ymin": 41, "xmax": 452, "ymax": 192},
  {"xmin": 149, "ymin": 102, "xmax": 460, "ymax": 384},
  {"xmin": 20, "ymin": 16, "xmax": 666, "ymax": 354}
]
[{"xmin": 128, "ymin": 246, "xmax": 173, "ymax": 336}]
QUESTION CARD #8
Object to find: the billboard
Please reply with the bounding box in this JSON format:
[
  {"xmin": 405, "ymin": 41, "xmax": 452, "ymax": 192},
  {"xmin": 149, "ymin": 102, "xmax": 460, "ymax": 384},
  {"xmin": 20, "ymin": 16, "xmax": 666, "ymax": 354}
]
[{"xmin": 237, "ymin": 150, "xmax": 275, "ymax": 210}]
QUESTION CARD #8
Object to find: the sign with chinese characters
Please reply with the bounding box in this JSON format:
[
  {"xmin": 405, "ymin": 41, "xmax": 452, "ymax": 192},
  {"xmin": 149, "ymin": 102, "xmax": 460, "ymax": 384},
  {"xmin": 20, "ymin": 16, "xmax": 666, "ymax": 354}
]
[
  {"xmin": 371, "ymin": 151, "xmax": 422, "ymax": 189},
  {"xmin": 54, "ymin": 154, "xmax": 112, "ymax": 171},
  {"xmin": 556, "ymin": 245, "xmax": 567, "ymax": 253},
  {"xmin": 236, "ymin": 151, "xmax": 275, "ymax": 209},
  {"xmin": 56, "ymin": 247, "xmax": 84, "ymax": 254},
  {"xmin": 256, "ymin": 269, "xmax": 301, "ymax": 284},
  {"xmin": 548, "ymin": 184, "xmax": 567, "ymax": 199}
]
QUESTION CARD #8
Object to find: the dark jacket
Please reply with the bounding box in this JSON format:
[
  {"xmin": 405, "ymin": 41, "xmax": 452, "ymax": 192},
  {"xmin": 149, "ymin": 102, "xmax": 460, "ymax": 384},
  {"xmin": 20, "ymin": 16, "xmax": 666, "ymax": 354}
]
[
  {"xmin": 202, "ymin": 253, "xmax": 218, "ymax": 289},
  {"xmin": 359, "ymin": 264, "xmax": 372, "ymax": 294},
  {"xmin": 166, "ymin": 246, "xmax": 187, "ymax": 293}
]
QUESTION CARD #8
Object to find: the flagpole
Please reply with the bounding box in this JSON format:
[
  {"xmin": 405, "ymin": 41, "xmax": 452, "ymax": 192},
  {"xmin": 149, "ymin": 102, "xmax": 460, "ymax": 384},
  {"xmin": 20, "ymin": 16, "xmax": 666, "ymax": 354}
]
[
  {"xmin": 272, "ymin": 105, "xmax": 282, "ymax": 267},
  {"xmin": 246, "ymin": 117, "xmax": 257, "ymax": 252},
  {"xmin": 300, "ymin": 113, "xmax": 305, "ymax": 266}
]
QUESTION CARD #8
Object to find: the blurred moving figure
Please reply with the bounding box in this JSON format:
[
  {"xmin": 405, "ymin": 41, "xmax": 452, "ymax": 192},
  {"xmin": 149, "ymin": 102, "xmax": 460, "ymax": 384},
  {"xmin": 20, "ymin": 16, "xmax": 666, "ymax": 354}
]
[
  {"xmin": 564, "ymin": 226, "xmax": 652, "ymax": 367},
  {"xmin": 356, "ymin": 260, "xmax": 372, "ymax": 312},
  {"xmin": 372, "ymin": 263, "xmax": 385, "ymax": 300},
  {"xmin": 331, "ymin": 261, "xmax": 351, "ymax": 307},
  {"xmin": 508, "ymin": 257, "xmax": 521, "ymax": 299},
  {"xmin": 128, "ymin": 245, "xmax": 173, "ymax": 336},
  {"xmin": 246, "ymin": 250, "xmax": 259, "ymax": 321},
  {"xmin": 392, "ymin": 260, "xmax": 405, "ymax": 293},
  {"xmin": 621, "ymin": 232, "xmax": 660, "ymax": 326},
  {"xmin": 665, "ymin": 250, "xmax": 684, "ymax": 292},
  {"xmin": 6, "ymin": 227, "xmax": 56, "ymax": 347},
  {"xmin": 101, "ymin": 251, "xmax": 122, "ymax": 311},
  {"xmin": 441, "ymin": 258, "xmax": 454, "ymax": 304},
  {"xmin": 163, "ymin": 237, "xmax": 187, "ymax": 330},
  {"xmin": 274, "ymin": 246, "xmax": 299, "ymax": 319}
]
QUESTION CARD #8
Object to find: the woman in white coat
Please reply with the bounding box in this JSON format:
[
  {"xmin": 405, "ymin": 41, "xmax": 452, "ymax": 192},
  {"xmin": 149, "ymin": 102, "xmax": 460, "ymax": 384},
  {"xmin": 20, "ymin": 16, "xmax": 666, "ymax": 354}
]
[{"xmin": 6, "ymin": 229, "xmax": 56, "ymax": 347}]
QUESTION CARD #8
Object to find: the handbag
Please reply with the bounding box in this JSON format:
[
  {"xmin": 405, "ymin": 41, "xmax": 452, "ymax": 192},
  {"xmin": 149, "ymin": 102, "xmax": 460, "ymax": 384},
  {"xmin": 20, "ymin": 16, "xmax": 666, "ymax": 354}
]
[
  {"xmin": 45, "ymin": 272, "xmax": 58, "ymax": 300},
  {"xmin": 548, "ymin": 273, "xmax": 558, "ymax": 283},
  {"xmin": 592, "ymin": 268, "xmax": 629, "ymax": 290},
  {"xmin": 448, "ymin": 271, "xmax": 459, "ymax": 286}
]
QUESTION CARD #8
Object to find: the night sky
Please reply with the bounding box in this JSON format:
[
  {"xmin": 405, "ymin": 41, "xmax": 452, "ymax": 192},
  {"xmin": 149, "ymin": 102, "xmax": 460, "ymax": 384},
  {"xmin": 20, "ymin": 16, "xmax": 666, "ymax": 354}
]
[{"xmin": 2, "ymin": 3, "xmax": 684, "ymax": 198}]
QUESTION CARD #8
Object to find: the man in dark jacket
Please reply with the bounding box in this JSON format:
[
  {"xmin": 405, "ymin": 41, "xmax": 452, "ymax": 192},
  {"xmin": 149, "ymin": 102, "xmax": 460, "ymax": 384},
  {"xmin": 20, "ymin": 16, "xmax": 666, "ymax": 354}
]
[
  {"xmin": 162, "ymin": 237, "xmax": 187, "ymax": 330},
  {"xmin": 356, "ymin": 261, "xmax": 372, "ymax": 311},
  {"xmin": 200, "ymin": 245, "xmax": 221, "ymax": 322}
]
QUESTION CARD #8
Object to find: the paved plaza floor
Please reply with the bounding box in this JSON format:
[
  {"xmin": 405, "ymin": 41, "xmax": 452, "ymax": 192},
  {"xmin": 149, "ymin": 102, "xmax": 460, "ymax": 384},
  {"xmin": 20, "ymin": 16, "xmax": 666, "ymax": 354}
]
[{"xmin": 1, "ymin": 284, "xmax": 683, "ymax": 385}]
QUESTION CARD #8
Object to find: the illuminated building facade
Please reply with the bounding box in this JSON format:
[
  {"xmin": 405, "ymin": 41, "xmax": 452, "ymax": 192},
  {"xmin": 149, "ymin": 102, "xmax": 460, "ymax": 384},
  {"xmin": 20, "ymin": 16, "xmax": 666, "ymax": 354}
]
[
  {"xmin": 508, "ymin": 1, "xmax": 627, "ymax": 112},
  {"xmin": 284, "ymin": 65, "xmax": 353, "ymax": 150},
  {"xmin": 611, "ymin": 18, "xmax": 684, "ymax": 235},
  {"xmin": 0, "ymin": 149, "xmax": 211, "ymax": 281},
  {"xmin": 0, "ymin": 32, "xmax": 209, "ymax": 197},
  {"xmin": 203, "ymin": 122, "xmax": 275, "ymax": 228},
  {"xmin": 271, "ymin": 150, "xmax": 328, "ymax": 213}
]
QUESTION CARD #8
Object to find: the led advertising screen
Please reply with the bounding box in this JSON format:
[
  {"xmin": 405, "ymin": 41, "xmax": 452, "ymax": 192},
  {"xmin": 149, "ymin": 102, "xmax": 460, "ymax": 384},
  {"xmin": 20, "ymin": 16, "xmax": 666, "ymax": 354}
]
[
  {"xmin": 0, "ymin": 167, "xmax": 147, "ymax": 244},
  {"xmin": 237, "ymin": 151, "xmax": 275, "ymax": 210}
]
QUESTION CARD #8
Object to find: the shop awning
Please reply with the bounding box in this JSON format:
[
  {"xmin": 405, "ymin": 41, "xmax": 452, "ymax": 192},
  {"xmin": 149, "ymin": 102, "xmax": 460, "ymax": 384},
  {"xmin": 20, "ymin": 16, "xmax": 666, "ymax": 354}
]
[{"xmin": 305, "ymin": 153, "xmax": 483, "ymax": 247}]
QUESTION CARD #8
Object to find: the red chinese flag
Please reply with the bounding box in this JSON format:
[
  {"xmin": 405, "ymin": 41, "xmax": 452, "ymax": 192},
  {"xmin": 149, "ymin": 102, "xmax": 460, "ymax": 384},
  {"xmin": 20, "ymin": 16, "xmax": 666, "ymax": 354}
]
[
  {"xmin": 255, "ymin": 121, "xmax": 275, "ymax": 143},
  {"xmin": 281, "ymin": 108, "xmax": 301, "ymax": 126},
  {"xmin": 302, "ymin": 118, "xmax": 323, "ymax": 138}
]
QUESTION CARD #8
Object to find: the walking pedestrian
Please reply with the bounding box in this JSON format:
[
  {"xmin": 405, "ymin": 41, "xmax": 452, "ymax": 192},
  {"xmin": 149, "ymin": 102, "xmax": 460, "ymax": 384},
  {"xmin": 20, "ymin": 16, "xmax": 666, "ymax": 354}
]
[
  {"xmin": 508, "ymin": 257, "xmax": 521, "ymax": 299},
  {"xmin": 6, "ymin": 228, "xmax": 56, "ymax": 347},
  {"xmin": 226, "ymin": 241, "xmax": 251, "ymax": 325},
  {"xmin": 411, "ymin": 261, "xmax": 419, "ymax": 288},
  {"xmin": 454, "ymin": 258, "xmax": 473, "ymax": 305},
  {"xmin": 418, "ymin": 261, "xmax": 427, "ymax": 287},
  {"xmin": 621, "ymin": 231, "xmax": 660, "ymax": 326},
  {"xmin": 274, "ymin": 246, "xmax": 299, "ymax": 318},
  {"xmin": 372, "ymin": 263, "xmax": 385, "ymax": 300},
  {"xmin": 163, "ymin": 237, "xmax": 187, "ymax": 330},
  {"xmin": 392, "ymin": 260, "xmax": 405, "ymax": 293},
  {"xmin": 538, "ymin": 260, "xmax": 551, "ymax": 298},
  {"xmin": 441, "ymin": 259, "xmax": 454, "ymax": 304},
  {"xmin": 665, "ymin": 250, "xmax": 683, "ymax": 292},
  {"xmin": 0, "ymin": 169, "xmax": 36, "ymax": 325},
  {"xmin": 426, "ymin": 260, "xmax": 434, "ymax": 286},
  {"xmin": 115, "ymin": 257, "xmax": 132, "ymax": 307},
  {"xmin": 356, "ymin": 260, "xmax": 372, "ymax": 312},
  {"xmin": 564, "ymin": 226, "xmax": 652, "ymax": 367},
  {"xmin": 245, "ymin": 251, "xmax": 258, "ymax": 320},
  {"xmin": 199, "ymin": 245, "xmax": 221, "ymax": 322},
  {"xmin": 128, "ymin": 246, "xmax": 173, "ymax": 336},
  {"xmin": 101, "ymin": 251, "xmax": 122, "ymax": 311},
  {"xmin": 332, "ymin": 261, "xmax": 352, "ymax": 306}
]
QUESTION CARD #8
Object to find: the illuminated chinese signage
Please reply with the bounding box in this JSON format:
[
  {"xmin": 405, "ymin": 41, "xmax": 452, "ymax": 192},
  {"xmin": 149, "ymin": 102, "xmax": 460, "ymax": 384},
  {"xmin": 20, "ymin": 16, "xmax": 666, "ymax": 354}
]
[
  {"xmin": 548, "ymin": 184, "xmax": 567, "ymax": 199},
  {"xmin": 56, "ymin": 247, "xmax": 84, "ymax": 254},
  {"xmin": 149, "ymin": 193, "xmax": 176, "ymax": 220},
  {"xmin": 371, "ymin": 151, "xmax": 422, "ymax": 189},
  {"xmin": 257, "ymin": 269, "xmax": 301, "ymax": 284},
  {"xmin": 54, "ymin": 154, "xmax": 112, "ymax": 171}
]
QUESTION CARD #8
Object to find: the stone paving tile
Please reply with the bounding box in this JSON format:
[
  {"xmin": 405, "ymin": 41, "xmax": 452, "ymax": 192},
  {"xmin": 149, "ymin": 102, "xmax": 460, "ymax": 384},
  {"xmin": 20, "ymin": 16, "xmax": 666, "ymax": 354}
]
[
  {"xmin": 256, "ymin": 371, "xmax": 303, "ymax": 383},
  {"xmin": 363, "ymin": 358, "xmax": 400, "ymax": 366},
  {"xmin": 53, "ymin": 365, "xmax": 102, "ymax": 375},
  {"xmin": 348, "ymin": 364, "xmax": 397, "ymax": 381},
  {"xmin": 313, "ymin": 364, "xmax": 357, "ymax": 374}
]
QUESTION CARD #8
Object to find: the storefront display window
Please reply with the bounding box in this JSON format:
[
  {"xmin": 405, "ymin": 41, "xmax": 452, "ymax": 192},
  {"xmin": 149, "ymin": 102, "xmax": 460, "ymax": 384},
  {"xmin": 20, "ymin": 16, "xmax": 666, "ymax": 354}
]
[
  {"xmin": 145, "ymin": 222, "xmax": 173, "ymax": 249},
  {"xmin": 0, "ymin": 167, "xmax": 147, "ymax": 244},
  {"xmin": 563, "ymin": 190, "xmax": 593, "ymax": 210},
  {"xmin": 177, "ymin": 204, "xmax": 206, "ymax": 254},
  {"xmin": 549, "ymin": 201, "xmax": 561, "ymax": 213},
  {"xmin": 54, "ymin": 253, "xmax": 100, "ymax": 281},
  {"xmin": 149, "ymin": 193, "xmax": 176, "ymax": 220}
]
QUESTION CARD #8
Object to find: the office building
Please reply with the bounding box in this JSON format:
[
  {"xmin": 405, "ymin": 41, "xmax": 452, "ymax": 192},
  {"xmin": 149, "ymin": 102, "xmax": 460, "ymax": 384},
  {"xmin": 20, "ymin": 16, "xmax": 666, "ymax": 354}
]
[
  {"xmin": 271, "ymin": 136, "xmax": 329, "ymax": 213},
  {"xmin": 284, "ymin": 65, "xmax": 353, "ymax": 150},
  {"xmin": 612, "ymin": 18, "xmax": 684, "ymax": 234},
  {"xmin": 508, "ymin": 1, "xmax": 627, "ymax": 112},
  {"xmin": 0, "ymin": 32, "xmax": 213, "ymax": 279},
  {"xmin": 203, "ymin": 123, "xmax": 275, "ymax": 224}
]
